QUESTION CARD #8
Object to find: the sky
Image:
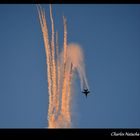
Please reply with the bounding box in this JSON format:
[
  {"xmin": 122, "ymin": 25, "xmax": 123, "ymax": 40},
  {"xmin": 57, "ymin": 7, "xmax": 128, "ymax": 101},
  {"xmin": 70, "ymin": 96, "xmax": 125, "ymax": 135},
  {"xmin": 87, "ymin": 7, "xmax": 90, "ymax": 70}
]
[{"xmin": 0, "ymin": 4, "xmax": 140, "ymax": 128}]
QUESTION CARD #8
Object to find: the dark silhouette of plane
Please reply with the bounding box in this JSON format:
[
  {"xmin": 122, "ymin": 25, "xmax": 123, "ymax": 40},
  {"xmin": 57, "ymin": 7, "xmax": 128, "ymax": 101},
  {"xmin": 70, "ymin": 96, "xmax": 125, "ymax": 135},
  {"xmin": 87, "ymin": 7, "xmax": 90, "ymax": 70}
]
[{"xmin": 82, "ymin": 88, "xmax": 90, "ymax": 98}]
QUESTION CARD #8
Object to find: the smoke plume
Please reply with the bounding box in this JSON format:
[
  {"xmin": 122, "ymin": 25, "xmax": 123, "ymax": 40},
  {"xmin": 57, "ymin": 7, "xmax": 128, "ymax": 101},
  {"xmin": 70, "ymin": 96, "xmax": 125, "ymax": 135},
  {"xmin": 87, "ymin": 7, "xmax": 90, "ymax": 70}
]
[{"xmin": 37, "ymin": 5, "xmax": 89, "ymax": 128}]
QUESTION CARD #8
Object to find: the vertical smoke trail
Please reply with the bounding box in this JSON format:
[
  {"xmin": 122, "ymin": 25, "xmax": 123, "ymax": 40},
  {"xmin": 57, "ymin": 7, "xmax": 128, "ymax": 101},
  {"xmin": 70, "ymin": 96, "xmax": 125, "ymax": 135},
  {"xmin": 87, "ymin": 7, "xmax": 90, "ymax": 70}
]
[
  {"xmin": 56, "ymin": 31, "xmax": 60, "ymax": 116},
  {"xmin": 66, "ymin": 63, "xmax": 73, "ymax": 126},
  {"xmin": 49, "ymin": 5, "xmax": 57, "ymax": 122},
  {"xmin": 62, "ymin": 16, "xmax": 71, "ymax": 127},
  {"xmin": 63, "ymin": 16, "xmax": 67, "ymax": 65},
  {"xmin": 61, "ymin": 71, "xmax": 71, "ymax": 127},
  {"xmin": 37, "ymin": 6, "xmax": 53, "ymax": 127},
  {"xmin": 61, "ymin": 16, "xmax": 68, "ymax": 120}
]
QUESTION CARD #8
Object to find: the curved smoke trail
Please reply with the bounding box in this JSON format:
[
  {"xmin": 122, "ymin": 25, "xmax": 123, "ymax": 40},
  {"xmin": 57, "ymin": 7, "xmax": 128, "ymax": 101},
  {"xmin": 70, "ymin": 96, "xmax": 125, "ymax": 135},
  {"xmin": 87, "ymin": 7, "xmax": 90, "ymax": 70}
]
[
  {"xmin": 37, "ymin": 5, "xmax": 89, "ymax": 128},
  {"xmin": 66, "ymin": 44, "xmax": 89, "ymax": 91}
]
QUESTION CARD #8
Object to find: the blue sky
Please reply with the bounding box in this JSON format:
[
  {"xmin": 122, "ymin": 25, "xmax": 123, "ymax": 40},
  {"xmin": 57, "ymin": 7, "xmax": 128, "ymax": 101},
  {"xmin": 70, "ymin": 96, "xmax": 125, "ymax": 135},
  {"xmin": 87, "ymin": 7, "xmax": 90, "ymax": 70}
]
[{"xmin": 0, "ymin": 4, "xmax": 140, "ymax": 128}]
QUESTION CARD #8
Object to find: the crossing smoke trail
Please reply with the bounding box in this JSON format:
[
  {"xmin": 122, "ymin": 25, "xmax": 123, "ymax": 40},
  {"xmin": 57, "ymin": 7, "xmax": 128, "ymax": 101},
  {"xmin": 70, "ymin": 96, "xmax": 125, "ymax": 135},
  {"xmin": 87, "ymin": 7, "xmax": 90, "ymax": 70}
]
[{"xmin": 37, "ymin": 5, "xmax": 89, "ymax": 128}]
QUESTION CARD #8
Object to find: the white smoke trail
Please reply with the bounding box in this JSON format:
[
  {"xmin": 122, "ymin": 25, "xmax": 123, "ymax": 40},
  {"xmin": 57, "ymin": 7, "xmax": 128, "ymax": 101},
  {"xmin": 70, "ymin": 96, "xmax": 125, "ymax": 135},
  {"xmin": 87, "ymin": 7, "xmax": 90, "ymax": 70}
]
[{"xmin": 66, "ymin": 43, "xmax": 89, "ymax": 90}]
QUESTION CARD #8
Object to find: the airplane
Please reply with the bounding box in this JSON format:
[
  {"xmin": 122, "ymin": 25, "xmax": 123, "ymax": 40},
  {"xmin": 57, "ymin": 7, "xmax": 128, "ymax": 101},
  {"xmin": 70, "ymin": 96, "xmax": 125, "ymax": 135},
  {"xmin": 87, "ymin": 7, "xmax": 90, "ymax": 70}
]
[{"xmin": 82, "ymin": 88, "xmax": 90, "ymax": 98}]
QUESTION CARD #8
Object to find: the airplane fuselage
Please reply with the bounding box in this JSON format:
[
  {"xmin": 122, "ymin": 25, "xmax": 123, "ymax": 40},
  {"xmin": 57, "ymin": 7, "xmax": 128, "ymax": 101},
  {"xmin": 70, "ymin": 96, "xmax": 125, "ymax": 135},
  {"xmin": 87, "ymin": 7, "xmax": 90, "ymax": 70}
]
[{"xmin": 82, "ymin": 89, "xmax": 90, "ymax": 98}]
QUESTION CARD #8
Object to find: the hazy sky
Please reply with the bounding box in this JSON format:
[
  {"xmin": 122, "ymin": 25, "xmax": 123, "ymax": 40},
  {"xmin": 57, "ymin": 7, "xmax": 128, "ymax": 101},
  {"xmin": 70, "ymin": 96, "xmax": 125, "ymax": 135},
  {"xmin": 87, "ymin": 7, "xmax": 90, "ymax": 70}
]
[{"xmin": 0, "ymin": 4, "xmax": 140, "ymax": 128}]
